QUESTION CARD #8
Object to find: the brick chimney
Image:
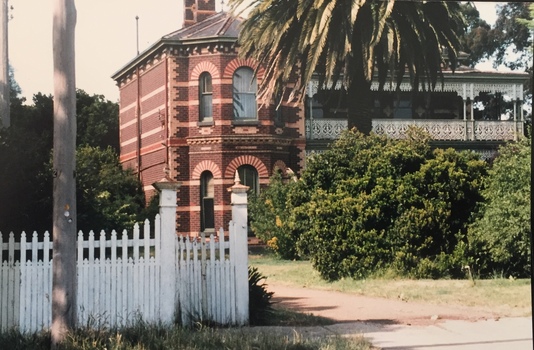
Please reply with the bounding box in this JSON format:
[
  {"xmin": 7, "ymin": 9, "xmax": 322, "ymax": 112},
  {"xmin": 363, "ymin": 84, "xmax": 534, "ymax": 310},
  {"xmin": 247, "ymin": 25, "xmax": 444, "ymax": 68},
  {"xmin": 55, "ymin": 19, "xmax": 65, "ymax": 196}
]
[{"xmin": 184, "ymin": 0, "xmax": 217, "ymax": 27}]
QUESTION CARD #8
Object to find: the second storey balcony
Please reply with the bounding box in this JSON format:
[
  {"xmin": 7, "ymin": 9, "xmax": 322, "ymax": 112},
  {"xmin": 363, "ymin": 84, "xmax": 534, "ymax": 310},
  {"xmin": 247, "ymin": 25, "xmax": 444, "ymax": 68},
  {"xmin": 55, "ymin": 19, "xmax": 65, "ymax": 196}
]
[
  {"xmin": 305, "ymin": 118, "xmax": 526, "ymax": 142},
  {"xmin": 304, "ymin": 68, "xmax": 530, "ymax": 144}
]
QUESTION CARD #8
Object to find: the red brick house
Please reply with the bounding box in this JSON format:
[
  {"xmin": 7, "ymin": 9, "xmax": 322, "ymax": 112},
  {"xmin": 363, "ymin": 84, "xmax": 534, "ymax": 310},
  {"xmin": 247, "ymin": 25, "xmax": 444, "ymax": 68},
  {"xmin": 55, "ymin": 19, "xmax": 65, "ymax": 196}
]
[
  {"xmin": 113, "ymin": 0, "xmax": 529, "ymax": 237},
  {"xmin": 112, "ymin": 0, "xmax": 305, "ymax": 236}
]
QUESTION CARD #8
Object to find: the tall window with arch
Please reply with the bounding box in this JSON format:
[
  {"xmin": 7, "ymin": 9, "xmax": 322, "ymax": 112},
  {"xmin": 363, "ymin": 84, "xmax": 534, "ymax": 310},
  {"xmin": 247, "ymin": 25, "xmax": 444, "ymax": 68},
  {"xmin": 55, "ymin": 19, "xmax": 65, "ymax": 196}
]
[
  {"xmin": 200, "ymin": 171, "xmax": 215, "ymax": 232},
  {"xmin": 233, "ymin": 67, "xmax": 257, "ymax": 119},
  {"xmin": 199, "ymin": 72, "xmax": 213, "ymax": 122}
]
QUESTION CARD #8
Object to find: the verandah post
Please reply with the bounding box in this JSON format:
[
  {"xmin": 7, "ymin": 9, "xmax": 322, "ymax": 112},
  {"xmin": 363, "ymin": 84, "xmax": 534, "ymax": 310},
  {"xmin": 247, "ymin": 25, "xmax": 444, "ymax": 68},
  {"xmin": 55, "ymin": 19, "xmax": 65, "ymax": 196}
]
[
  {"xmin": 153, "ymin": 177, "xmax": 181, "ymax": 325},
  {"xmin": 228, "ymin": 171, "xmax": 249, "ymax": 326}
]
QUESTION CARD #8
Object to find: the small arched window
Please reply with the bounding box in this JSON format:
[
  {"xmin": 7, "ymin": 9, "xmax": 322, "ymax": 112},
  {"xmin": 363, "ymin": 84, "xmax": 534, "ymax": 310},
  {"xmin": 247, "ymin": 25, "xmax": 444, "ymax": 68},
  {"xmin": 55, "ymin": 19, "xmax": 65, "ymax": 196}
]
[
  {"xmin": 199, "ymin": 72, "xmax": 213, "ymax": 121},
  {"xmin": 200, "ymin": 171, "xmax": 214, "ymax": 231},
  {"xmin": 233, "ymin": 67, "xmax": 257, "ymax": 119}
]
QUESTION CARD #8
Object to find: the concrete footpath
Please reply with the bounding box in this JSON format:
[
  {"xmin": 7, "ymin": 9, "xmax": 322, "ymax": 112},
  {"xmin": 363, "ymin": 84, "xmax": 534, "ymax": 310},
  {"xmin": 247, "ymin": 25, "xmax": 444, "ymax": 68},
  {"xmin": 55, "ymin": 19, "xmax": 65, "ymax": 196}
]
[
  {"xmin": 268, "ymin": 284, "xmax": 533, "ymax": 350},
  {"xmin": 362, "ymin": 317, "xmax": 532, "ymax": 349}
]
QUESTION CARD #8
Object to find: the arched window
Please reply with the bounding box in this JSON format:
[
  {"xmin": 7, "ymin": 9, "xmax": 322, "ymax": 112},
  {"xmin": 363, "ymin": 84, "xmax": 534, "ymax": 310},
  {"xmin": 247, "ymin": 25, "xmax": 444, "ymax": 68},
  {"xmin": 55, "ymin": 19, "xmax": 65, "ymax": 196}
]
[
  {"xmin": 200, "ymin": 171, "xmax": 214, "ymax": 231},
  {"xmin": 199, "ymin": 72, "xmax": 213, "ymax": 121},
  {"xmin": 233, "ymin": 67, "xmax": 257, "ymax": 119},
  {"xmin": 237, "ymin": 165, "xmax": 259, "ymax": 195}
]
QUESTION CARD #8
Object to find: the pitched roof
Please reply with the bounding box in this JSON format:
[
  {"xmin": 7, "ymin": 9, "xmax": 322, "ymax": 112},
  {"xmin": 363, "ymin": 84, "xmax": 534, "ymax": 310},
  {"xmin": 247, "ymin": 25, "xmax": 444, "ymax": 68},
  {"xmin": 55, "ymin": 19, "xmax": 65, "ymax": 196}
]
[
  {"xmin": 112, "ymin": 11, "xmax": 241, "ymax": 80},
  {"xmin": 163, "ymin": 11, "xmax": 241, "ymax": 41}
]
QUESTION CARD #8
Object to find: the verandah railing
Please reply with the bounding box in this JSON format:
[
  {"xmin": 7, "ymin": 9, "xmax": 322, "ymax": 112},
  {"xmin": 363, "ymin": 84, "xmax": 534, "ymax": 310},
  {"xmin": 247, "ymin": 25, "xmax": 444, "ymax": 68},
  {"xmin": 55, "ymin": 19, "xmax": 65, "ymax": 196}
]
[{"xmin": 305, "ymin": 118, "xmax": 524, "ymax": 141}]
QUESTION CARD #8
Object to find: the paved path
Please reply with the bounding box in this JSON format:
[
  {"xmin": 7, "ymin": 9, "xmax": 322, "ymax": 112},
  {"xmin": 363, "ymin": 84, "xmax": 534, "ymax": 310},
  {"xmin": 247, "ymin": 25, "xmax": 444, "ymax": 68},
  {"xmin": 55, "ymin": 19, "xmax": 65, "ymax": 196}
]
[{"xmin": 267, "ymin": 284, "xmax": 533, "ymax": 350}]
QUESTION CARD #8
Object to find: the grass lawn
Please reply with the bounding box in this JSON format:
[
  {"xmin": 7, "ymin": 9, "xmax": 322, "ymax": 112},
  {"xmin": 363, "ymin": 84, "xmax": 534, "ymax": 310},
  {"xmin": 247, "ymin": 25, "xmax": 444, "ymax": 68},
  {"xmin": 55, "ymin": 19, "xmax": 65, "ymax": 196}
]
[
  {"xmin": 249, "ymin": 247, "xmax": 532, "ymax": 317},
  {"xmin": 0, "ymin": 323, "xmax": 374, "ymax": 350}
]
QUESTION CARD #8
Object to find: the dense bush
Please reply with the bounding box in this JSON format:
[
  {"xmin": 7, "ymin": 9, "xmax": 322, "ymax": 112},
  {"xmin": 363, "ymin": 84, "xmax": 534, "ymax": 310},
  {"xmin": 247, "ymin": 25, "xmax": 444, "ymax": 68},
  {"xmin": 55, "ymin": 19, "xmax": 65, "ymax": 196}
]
[
  {"xmin": 252, "ymin": 129, "xmax": 489, "ymax": 280},
  {"xmin": 466, "ymin": 135, "xmax": 531, "ymax": 278},
  {"xmin": 0, "ymin": 89, "xmax": 145, "ymax": 234},
  {"xmin": 249, "ymin": 171, "xmax": 299, "ymax": 259},
  {"xmin": 76, "ymin": 146, "xmax": 145, "ymax": 233}
]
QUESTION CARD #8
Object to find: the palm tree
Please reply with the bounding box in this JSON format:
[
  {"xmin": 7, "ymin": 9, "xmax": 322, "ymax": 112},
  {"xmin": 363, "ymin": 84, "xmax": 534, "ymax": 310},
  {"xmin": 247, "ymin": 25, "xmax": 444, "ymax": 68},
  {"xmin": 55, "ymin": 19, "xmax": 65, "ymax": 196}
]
[{"xmin": 229, "ymin": 0, "xmax": 465, "ymax": 134}]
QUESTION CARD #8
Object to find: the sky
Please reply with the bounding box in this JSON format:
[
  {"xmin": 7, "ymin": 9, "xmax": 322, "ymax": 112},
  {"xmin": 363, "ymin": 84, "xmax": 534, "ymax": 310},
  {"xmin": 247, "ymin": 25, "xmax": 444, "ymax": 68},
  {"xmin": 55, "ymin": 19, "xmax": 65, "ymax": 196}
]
[{"xmin": 7, "ymin": 1, "xmax": 505, "ymax": 104}]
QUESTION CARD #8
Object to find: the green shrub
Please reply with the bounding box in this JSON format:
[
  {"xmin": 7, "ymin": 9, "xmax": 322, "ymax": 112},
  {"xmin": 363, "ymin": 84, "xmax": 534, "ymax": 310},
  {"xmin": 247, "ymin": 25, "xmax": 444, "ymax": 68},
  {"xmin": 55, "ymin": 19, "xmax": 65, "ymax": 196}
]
[
  {"xmin": 467, "ymin": 135, "xmax": 531, "ymax": 278},
  {"xmin": 248, "ymin": 266, "xmax": 274, "ymax": 325},
  {"xmin": 293, "ymin": 129, "xmax": 487, "ymax": 280},
  {"xmin": 249, "ymin": 171, "xmax": 300, "ymax": 259}
]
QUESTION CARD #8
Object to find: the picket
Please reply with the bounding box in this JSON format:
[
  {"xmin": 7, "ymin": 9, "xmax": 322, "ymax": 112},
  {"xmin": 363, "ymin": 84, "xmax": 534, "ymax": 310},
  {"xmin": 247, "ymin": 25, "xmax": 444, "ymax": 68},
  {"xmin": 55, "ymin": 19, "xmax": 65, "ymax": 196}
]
[{"xmin": 0, "ymin": 179, "xmax": 249, "ymax": 332}]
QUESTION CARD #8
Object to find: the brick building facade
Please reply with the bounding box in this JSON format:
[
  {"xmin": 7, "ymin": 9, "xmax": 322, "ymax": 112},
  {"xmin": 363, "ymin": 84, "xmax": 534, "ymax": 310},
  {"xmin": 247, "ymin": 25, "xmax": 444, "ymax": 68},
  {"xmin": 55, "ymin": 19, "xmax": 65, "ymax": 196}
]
[{"xmin": 112, "ymin": 0, "xmax": 306, "ymax": 236}]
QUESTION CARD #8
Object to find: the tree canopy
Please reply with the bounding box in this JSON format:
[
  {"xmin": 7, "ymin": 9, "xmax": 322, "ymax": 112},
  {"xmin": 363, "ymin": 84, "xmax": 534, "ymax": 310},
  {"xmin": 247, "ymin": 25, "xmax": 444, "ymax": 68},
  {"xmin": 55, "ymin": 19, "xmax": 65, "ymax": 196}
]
[
  {"xmin": 462, "ymin": 2, "xmax": 533, "ymax": 71},
  {"xmin": 0, "ymin": 87, "xmax": 145, "ymax": 234},
  {"xmin": 230, "ymin": 0, "xmax": 465, "ymax": 134}
]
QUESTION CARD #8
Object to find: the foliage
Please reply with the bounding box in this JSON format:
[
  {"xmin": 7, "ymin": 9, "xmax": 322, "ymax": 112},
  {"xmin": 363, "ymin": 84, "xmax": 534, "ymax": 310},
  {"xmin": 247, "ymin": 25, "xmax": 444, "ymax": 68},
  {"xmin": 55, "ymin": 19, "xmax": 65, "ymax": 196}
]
[
  {"xmin": 230, "ymin": 0, "xmax": 464, "ymax": 133},
  {"xmin": 467, "ymin": 135, "xmax": 531, "ymax": 278},
  {"xmin": 249, "ymin": 171, "xmax": 299, "ymax": 259},
  {"xmin": 248, "ymin": 266, "xmax": 274, "ymax": 325},
  {"xmin": 0, "ymin": 93, "xmax": 55, "ymax": 232},
  {"xmin": 0, "ymin": 87, "xmax": 144, "ymax": 234},
  {"xmin": 287, "ymin": 129, "xmax": 487, "ymax": 280},
  {"xmin": 459, "ymin": 2, "xmax": 494, "ymax": 67},
  {"xmin": 491, "ymin": 3, "xmax": 532, "ymax": 71},
  {"xmin": 76, "ymin": 90, "xmax": 120, "ymax": 152},
  {"xmin": 75, "ymin": 146, "xmax": 145, "ymax": 233},
  {"xmin": 462, "ymin": 2, "xmax": 532, "ymax": 71}
]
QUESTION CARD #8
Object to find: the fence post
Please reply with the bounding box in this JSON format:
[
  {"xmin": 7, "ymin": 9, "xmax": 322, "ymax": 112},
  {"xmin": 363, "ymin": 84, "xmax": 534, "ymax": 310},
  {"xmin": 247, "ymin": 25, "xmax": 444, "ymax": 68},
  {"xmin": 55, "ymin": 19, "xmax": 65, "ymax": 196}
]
[
  {"xmin": 153, "ymin": 177, "xmax": 181, "ymax": 325},
  {"xmin": 228, "ymin": 171, "xmax": 249, "ymax": 325}
]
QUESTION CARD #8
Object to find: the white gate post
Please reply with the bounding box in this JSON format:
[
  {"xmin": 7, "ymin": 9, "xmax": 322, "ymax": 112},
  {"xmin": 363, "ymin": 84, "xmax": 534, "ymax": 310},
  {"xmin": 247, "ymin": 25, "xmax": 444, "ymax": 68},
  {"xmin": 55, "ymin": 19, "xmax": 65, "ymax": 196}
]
[
  {"xmin": 228, "ymin": 171, "xmax": 249, "ymax": 325},
  {"xmin": 153, "ymin": 177, "xmax": 181, "ymax": 325}
]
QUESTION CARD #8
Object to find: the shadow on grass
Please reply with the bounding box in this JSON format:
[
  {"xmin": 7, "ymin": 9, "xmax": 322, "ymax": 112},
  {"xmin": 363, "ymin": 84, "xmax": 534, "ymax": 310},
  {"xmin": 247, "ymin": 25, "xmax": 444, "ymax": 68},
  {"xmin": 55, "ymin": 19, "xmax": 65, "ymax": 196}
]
[{"xmin": 265, "ymin": 305, "xmax": 337, "ymax": 327}]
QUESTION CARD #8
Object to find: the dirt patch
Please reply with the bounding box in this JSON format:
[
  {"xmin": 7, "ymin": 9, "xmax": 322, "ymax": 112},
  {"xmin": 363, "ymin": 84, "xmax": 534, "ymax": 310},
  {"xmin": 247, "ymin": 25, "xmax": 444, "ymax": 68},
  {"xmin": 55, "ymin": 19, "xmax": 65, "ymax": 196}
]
[{"xmin": 269, "ymin": 284, "xmax": 500, "ymax": 327}]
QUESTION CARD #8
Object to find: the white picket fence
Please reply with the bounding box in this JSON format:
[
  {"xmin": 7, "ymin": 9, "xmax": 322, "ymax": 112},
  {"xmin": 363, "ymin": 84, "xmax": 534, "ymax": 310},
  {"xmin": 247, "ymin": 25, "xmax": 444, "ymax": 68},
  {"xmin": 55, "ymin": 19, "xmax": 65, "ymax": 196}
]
[
  {"xmin": 0, "ymin": 179, "xmax": 249, "ymax": 333},
  {"xmin": 0, "ymin": 219, "xmax": 161, "ymax": 332},
  {"xmin": 175, "ymin": 223, "xmax": 242, "ymax": 325}
]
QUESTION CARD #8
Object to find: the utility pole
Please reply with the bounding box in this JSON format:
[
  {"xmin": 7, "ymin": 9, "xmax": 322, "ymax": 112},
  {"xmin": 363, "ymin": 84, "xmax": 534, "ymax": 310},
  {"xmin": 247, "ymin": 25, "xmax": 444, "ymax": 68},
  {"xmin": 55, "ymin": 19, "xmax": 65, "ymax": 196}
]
[
  {"xmin": 51, "ymin": 0, "xmax": 77, "ymax": 347},
  {"xmin": 0, "ymin": 0, "xmax": 10, "ymax": 128}
]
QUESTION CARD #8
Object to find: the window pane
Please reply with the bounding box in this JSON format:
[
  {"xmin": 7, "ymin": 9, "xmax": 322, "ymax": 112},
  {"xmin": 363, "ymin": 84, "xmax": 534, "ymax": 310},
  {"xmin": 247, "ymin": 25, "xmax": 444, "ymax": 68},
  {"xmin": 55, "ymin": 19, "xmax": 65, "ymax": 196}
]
[
  {"xmin": 233, "ymin": 68, "xmax": 257, "ymax": 119},
  {"xmin": 237, "ymin": 165, "xmax": 258, "ymax": 194},
  {"xmin": 202, "ymin": 74, "xmax": 212, "ymax": 93},
  {"xmin": 200, "ymin": 73, "xmax": 213, "ymax": 120},
  {"xmin": 201, "ymin": 94, "xmax": 212, "ymax": 119},
  {"xmin": 201, "ymin": 171, "xmax": 215, "ymax": 230}
]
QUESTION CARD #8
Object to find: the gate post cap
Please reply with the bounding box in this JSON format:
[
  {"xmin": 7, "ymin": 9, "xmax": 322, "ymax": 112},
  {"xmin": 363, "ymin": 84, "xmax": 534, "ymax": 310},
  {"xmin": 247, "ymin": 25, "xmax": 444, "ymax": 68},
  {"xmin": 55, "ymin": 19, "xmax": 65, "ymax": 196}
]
[
  {"xmin": 153, "ymin": 176, "xmax": 181, "ymax": 191},
  {"xmin": 228, "ymin": 171, "xmax": 249, "ymax": 193}
]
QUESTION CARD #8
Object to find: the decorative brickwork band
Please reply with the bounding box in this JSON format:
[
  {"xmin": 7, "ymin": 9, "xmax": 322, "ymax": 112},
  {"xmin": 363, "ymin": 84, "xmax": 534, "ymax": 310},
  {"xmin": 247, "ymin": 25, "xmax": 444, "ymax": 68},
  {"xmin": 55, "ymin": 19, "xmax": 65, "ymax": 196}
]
[
  {"xmin": 192, "ymin": 160, "xmax": 222, "ymax": 179},
  {"xmin": 191, "ymin": 61, "xmax": 220, "ymax": 80},
  {"xmin": 223, "ymin": 58, "xmax": 265, "ymax": 79},
  {"xmin": 225, "ymin": 155, "xmax": 269, "ymax": 179}
]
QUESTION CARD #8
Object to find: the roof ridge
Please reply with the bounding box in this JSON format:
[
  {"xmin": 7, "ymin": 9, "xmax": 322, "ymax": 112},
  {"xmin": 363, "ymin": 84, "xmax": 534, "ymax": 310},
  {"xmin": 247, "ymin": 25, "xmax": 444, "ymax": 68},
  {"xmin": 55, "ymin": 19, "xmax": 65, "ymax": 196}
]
[{"xmin": 215, "ymin": 12, "xmax": 233, "ymax": 36}]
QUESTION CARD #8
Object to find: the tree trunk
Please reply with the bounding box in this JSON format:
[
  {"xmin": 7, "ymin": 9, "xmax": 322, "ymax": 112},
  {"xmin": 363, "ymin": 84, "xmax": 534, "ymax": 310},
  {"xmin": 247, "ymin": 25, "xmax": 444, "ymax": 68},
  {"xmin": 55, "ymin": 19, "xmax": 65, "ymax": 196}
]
[
  {"xmin": 0, "ymin": 0, "xmax": 9, "ymax": 128},
  {"xmin": 346, "ymin": 70, "xmax": 373, "ymax": 135},
  {"xmin": 51, "ymin": 0, "xmax": 77, "ymax": 347}
]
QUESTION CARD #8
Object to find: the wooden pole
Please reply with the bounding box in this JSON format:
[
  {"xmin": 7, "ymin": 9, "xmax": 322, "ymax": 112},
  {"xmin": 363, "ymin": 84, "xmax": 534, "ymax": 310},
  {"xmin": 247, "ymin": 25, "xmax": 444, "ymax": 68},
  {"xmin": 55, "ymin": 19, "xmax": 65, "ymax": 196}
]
[
  {"xmin": 0, "ymin": 0, "xmax": 10, "ymax": 128},
  {"xmin": 51, "ymin": 0, "xmax": 77, "ymax": 347}
]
